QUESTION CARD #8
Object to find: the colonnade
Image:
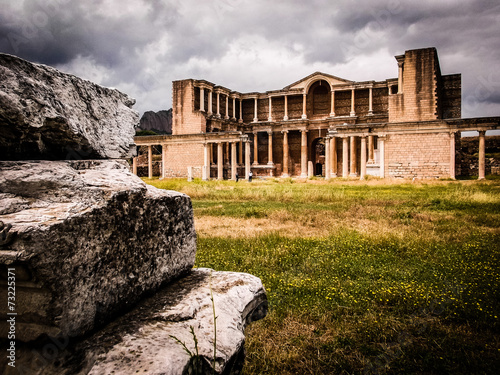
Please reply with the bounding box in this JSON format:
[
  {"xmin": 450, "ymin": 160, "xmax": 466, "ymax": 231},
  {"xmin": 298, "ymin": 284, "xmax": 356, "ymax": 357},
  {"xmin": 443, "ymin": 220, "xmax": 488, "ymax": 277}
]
[
  {"xmin": 204, "ymin": 138, "xmax": 251, "ymax": 181},
  {"xmin": 197, "ymin": 85, "xmax": 243, "ymax": 123}
]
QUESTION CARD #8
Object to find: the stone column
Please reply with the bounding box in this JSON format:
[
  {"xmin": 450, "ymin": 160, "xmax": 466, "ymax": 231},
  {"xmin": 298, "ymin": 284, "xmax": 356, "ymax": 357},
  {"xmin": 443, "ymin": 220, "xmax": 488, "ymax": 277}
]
[
  {"xmin": 379, "ymin": 136, "xmax": 386, "ymax": 178},
  {"xmin": 325, "ymin": 136, "xmax": 331, "ymax": 180},
  {"xmin": 232, "ymin": 97, "xmax": 236, "ymax": 120},
  {"xmin": 253, "ymin": 132, "xmax": 259, "ymax": 165},
  {"xmin": 216, "ymin": 92, "xmax": 221, "ymax": 118},
  {"xmin": 148, "ymin": 145, "xmax": 153, "ymax": 179},
  {"xmin": 349, "ymin": 136, "xmax": 357, "ymax": 177},
  {"xmin": 282, "ymin": 130, "xmax": 289, "ymax": 177},
  {"xmin": 350, "ymin": 88, "xmax": 356, "ymax": 117},
  {"xmin": 239, "ymin": 140, "xmax": 243, "ymax": 165},
  {"xmin": 301, "ymin": 94, "xmax": 307, "ymax": 119},
  {"xmin": 200, "ymin": 88, "xmax": 205, "ymax": 112},
  {"xmin": 225, "ymin": 94, "xmax": 229, "ymax": 119},
  {"xmin": 368, "ymin": 135, "xmax": 375, "ymax": 164},
  {"xmin": 360, "ymin": 136, "xmax": 367, "ymax": 180},
  {"xmin": 267, "ymin": 131, "xmax": 273, "ymax": 165},
  {"xmin": 217, "ymin": 142, "xmax": 223, "ymax": 180},
  {"xmin": 449, "ymin": 132, "xmax": 456, "ymax": 180},
  {"xmin": 368, "ymin": 87, "xmax": 373, "ymax": 115},
  {"xmin": 231, "ymin": 142, "xmax": 237, "ymax": 180},
  {"xmin": 245, "ymin": 139, "xmax": 251, "ymax": 180},
  {"xmin": 210, "ymin": 143, "xmax": 214, "ymax": 165},
  {"xmin": 268, "ymin": 97, "xmax": 272, "ymax": 122},
  {"xmin": 253, "ymin": 98, "xmax": 258, "ymax": 122},
  {"xmin": 283, "ymin": 95, "xmax": 289, "ymax": 121},
  {"xmin": 330, "ymin": 90, "xmax": 335, "ymax": 117},
  {"xmin": 239, "ymin": 99, "xmax": 243, "ymax": 123},
  {"xmin": 224, "ymin": 142, "xmax": 229, "ymax": 165},
  {"xmin": 132, "ymin": 156, "xmax": 138, "ymax": 175},
  {"xmin": 203, "ymin": 143, "xmax": 210, "ymax": 181},
  {"xmin": 208, "ymin": 90, "xmax": 213, "ymax": 115},
  {"xmin": 331, "ymin": 137, "xmax": 337, "ymax": 177},
  {"xmin": 397, "ymin": 59, "xmax": 404, "ymax": 94},
  {"xmin": 161, "ymin": 144, "xmax": 166, "ymax": 179},
  {"xmin": 342, "ymin": 137, "xmax": 349, "ymax": 177},
  {"xmin": 300, "ymin": 129, "xmax": 308, "ymax": 177},
  {"xmin": 478, "ymin": 130, "xmax": 486, "ymax": 180}
]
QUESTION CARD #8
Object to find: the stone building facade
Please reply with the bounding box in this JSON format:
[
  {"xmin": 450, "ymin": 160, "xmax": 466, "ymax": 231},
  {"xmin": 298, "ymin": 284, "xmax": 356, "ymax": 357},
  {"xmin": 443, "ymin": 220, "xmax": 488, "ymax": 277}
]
[{"xmin": 135, "ymin": 47, "xmax": 499, "ymax": 180}]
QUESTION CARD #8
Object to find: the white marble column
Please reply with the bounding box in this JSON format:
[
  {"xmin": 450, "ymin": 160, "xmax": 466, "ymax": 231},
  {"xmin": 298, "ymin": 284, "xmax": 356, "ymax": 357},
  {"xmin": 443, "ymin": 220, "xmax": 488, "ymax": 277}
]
[
  {"xmin": 342, "ymin": 137, "xmax": 349, "ymax": 177},
  {"xmin": 478, "ymin": 131, "xmax": 486, "ymax": 180},
  {"xmin": 225, "ymin": 94, "xmax": 229, "ymax": 119},
  {"xmin": 283, "ymin": 95, "xmax": 289, "ymax": 121},
  {"xmin": 268, "ymin": 97, "xmax": 273, "ymax": 122},
  {"xmin": 300, "ymin": 129, "xmax": 308, "ymax": 177},
  {"xmin": 253, "ymin": 132, "xmax": 259, "ymax": 165},
  {"xmin": 239, "ymin": 99, "xmax": 243, "ymax": 123},
  {"xmin": 232, "ymin": 97, "xmax": 236, "ymax": 120},
  {"xmin": 267, "ymin": 131, "xmax": 273, "ymax": 165},
  {"xmin": 253, "ymin": 98, "xmax": 258, "ymax": 122},
  {"xmin": 216, "ymin": 92, "xmax": 221, "ymax": 118},
  {"xmin": 368, "ymin": 87, "xmax": 373, "ymax": 115},
  {"xmin": 331, "ymin": 137, "xmax": 337, "ymax": 177},
  {"xmin": 200, "ymin": 88, "xmax": 205, "ymax": 112},
  {"xmin": 301, "ymin": 94, "xmax": 307, "ymax": 119},
  {"xmin": 350, "ymin": 89, "xmax": 356, "ymax": 117},
  {"xmin": 217, "ymin": 142, "xmax": 223, "ymax": 180},
  {"xmin": 208, "ymin": 90, "xmax": 213, "ymax": 115},
  {"xmin": 360, "ymin": 136, "xmax": 367, "ymax": 180},
  {"xmin": 330, "ymin": 90, "xmax": 335, "ymax": 117},
  {"xmin": 325, "ymin": 136, "xmax": 331, "ymax": 180}
]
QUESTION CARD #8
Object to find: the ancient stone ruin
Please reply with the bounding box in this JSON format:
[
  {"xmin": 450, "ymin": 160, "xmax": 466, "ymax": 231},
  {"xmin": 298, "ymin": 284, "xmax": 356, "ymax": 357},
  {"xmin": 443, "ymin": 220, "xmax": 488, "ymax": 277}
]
[{"xmin": 0, "ymin": 53, "xmax": 267, "ymax": 374}]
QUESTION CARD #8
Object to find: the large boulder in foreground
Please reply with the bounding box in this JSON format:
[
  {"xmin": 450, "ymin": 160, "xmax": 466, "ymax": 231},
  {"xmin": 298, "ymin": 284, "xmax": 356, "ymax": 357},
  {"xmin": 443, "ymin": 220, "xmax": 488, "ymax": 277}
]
[
  {"xmin": 0, "ymin": 160, "xmax": 196, "ymax": 341},
  {"xmin": 0, "ymin": 268, "xmax": 268, "ymax": 375},
  {"xmin": 0, "ymin": 53, "xmax": 138, "ymax": 160}
]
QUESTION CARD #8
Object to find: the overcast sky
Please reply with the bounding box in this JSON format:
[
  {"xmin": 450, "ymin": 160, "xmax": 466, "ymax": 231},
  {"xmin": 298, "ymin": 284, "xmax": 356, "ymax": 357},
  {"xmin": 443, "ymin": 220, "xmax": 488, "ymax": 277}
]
[{"xmin": 1, "ymin": 0, "xmax": 500, "ymax": 119}]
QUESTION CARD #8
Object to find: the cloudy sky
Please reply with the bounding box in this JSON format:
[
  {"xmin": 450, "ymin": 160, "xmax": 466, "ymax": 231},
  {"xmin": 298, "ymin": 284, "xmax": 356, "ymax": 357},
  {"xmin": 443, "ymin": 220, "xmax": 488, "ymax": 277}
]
[{"xmin": 1, "ymin": 0, "xmax": 500, "ymax": 119}]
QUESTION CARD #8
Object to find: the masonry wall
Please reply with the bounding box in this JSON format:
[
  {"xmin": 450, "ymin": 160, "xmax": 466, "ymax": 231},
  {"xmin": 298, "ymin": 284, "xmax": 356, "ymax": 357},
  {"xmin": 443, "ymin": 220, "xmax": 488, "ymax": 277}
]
[
  {"xmin": 385, "ymin": 132, "xmax": 451, "ymax": 178},
  {"xmin": 164, "ymin": 143, "xmax": 204, "ymax": 178},
  {"xmin": 440, "ymin": 74, "xmax": 461, "ymax": 119},
  {"xmin": 172, "ymin": 80, "xmax": 206, "ymax": 135}
]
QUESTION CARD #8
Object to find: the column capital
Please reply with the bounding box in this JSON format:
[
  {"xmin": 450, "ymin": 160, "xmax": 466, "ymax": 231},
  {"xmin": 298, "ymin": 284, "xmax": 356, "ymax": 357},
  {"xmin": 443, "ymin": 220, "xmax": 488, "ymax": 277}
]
[{"xmin": 281, "ymin": 129, "xmax": 289, "ymax": 134}]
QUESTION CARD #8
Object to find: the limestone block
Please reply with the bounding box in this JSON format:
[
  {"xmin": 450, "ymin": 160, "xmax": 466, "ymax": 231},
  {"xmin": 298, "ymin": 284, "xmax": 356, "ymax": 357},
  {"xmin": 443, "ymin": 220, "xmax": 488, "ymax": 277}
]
[
  {"xmin": 0, "ymin": 268, "xmax": 268, "ymax": 375},
  {"xmin": 0, "ymin": 53, "xmax": 138, "ymax": 160},
  {"xmin": 0, "ymin": 160, "xmax": 196, "ymax": 341}
]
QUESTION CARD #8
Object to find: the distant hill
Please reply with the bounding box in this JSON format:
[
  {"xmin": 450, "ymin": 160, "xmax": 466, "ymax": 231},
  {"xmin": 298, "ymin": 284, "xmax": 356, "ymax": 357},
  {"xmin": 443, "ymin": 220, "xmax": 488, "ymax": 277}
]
[{"xmin": 138, "ymin": 109, "xmax": 172, "ymax": 134}]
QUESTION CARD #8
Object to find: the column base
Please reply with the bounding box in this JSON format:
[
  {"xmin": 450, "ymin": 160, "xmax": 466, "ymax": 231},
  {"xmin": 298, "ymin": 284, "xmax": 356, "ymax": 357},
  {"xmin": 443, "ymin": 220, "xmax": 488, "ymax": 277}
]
[
  {"xmin": 330, "ymin": 173, "xmax": 337, "ymax": 178},
  {"xmin": 329, "ymin": 112, "xmax": 335, "ymax": 117},
  {"xmin": 350, "ymin": 112, "xmax": 356, "ymax": 117},
  {"xmin": 368, "ymin": 111, "xmax": 373, "ymax": 116},
  {"xmin": 267, "ymin": 162, "xmax": 274, "ymax": 166},
  {"xmin": 253, "ymin": 118, "xmax": 258, "ymax": 123},
  {"xmin": 283, "ymin": 116, "xmax": 289, "ymax": 121},
  {"xmin": 300, "ymin": 173, "xmax": 307, "ymax": 178},
  {"xmin": 301, "ymin": 114, "xmax": 307, "ymax": 120},
  {"xmin": 281, "ymin": 173, "xmax": 290, "ymax": 178},
  {"xmin": 349, "ymin": 173, "xmax": 358, "ymax": 177}
]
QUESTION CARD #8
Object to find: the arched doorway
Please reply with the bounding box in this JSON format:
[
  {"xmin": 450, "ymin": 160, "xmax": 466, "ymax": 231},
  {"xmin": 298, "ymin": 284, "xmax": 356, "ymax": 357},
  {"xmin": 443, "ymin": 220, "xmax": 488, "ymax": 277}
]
[
  {"xmin": 311, "ymin": 138, "xmax": 325, "ymax": 176},
  {"xmin": 307, "ymin": 80, "xmax": 330, "ymax": 118}
]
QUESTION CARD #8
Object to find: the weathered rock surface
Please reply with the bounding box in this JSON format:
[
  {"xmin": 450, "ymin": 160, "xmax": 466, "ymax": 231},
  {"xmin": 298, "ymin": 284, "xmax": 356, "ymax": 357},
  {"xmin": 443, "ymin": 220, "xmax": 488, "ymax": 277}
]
[
  {"xmin": 0, "ymin": 159, "xmax": 196, "ymax": 341},
  {"xmin": 0, "ymin": 268, "xmax": 267, "ymax": 375},
  {"xmin": 0, "ymin": 53, "xmax": 138, "ymax": 160}
]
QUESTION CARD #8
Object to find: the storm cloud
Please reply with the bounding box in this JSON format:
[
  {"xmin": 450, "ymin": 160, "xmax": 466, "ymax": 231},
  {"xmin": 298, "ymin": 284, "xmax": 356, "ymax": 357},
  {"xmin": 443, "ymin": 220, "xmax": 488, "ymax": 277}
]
[{"xmin": 1, "ymin": 0, "xmax": 499, "ymax": 117}]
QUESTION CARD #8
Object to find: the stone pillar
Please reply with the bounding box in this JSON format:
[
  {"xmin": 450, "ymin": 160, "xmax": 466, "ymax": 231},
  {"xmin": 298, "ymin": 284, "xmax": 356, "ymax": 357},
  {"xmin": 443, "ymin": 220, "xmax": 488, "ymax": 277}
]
[
  {"xmin": 308, "ymin": 161, "xmax": 313, "ymax": 178},
  {"xmin": 331, "ymin": 137, "xmax": 337, "ymax": 177},
  {"xmin": 224, "ymin": 142, "xmax": 229, "ymax": 165},
  {"xmin": 239, "ymin": 99, "xmax": 243, "ymax": 123},
  {"xmin": 225, "ymin": 94, "xmax": 229, "ymax": 119},
  {"xmin": 148, "ymin": 145, "xmax": 153, "ymax": 179},
  {"xmin": 217, "ymin": 142, "xmax": 223, "ymax": 180},
  {"xmin": 267, "ymin": 131, "xmax": 273, "ymax": 165},
  {"xmin": 450, "ymin": 132, "xmax": 456, "ymax": 180},
  {"xmin": 253, "ymin": 98, "xmax": 258, "ymax": 122},
  {"xmin": 301, "ymin": 94, "xmax": 307, "ymax": 119},
  {"xmin": 350, "ymin": 88, "xmax": 356, "ymax": 117},
  {"xmin": 283, "ymin": 95, "xmax": 289, "ymax": 121},
  {"xmin": 325, "ymin": 136, "xmax": 331, "ymax": 180},
  {"xmin": 208, "ymin": 90, "xmax": 213, "ymax": 115},
  {"xmin": 210, "ymin": 143, "xmax": 214, "ymax": 165},
  {"xmin": 330, "ymin": 90, "xmax": 335, "ymax": 117},
  {"xmin": 349, "ymin": 136, "xmax": 357, "ymax": 177},
  {"xmin": 368, "ymin": 135, "xmax": 375, "ymax": 164},
  {"xmin": 282, "ymin": 130, "xmax": 289, "ymax": 177},
  {"xmin": 268, "ymin": 97, "xmax": 273, "ymax": 122},
  {"xmin": 360, "ymin": 136, "xmax": 367, "ymax": 180},
  {"xmin": 161, "ymin": 144, "xmax": 166, "ymax": 179},
  {"xmin": 342, "ymin": 137, "xmax": 349, "ymax": 177},
  {"xmin": 203, "ymin": 143, "xmax": 210, "ymax": 181},
  {"xmin": 300, "ymin": 129, "xmax": 308, "ymax": 177},
  {"xmin": 232, "ymin": 97, "xmax": 236, "ymax": 120},
  {"xmin": 379, "ymin": 136, "xmax": 386, "ymax": 178},
  {"xmin": 239, "ymin": 140, "xmax": 243, "ymax": 165},
  {"xmin": 253, "ymin": 132, "xmax": 259, "ymax": 165},
  {"xmin": 245, "ymin": 139, "xmax": 251, "ymax": 180},
  {"xmin": 231, "ymin": 142, "xmax": 237, "ymax": 180},
  {"xmin": 132, "ymin": 156, "xmax": 138, "ymax": 175},
  {"xmin": 187, "ymin": 166, "xmax": 193, "ymax": 182},
  {"xmin": 200, "ymin": 88, "xmax": 205, "ymax": 112},
  {"xmin": 397, "ymin": 59, "xmax": 404, "ymax": 94},
  {"xmin": 368, "ymin": 87, "xmax": 373, "ymax": 115},
  {"xmin": 478, "ymin": 130, "xmax": 486, "ymax": 180},
  {"xmin": 216, "ymin": 92, "xmax": 221, "ymax": 118}
]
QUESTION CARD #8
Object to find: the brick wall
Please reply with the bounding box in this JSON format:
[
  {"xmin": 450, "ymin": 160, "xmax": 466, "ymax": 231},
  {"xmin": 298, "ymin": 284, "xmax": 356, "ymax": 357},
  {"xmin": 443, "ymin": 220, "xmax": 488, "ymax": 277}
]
[
  {"xmin": 172, "ymin": 80, "xmax": 206, "ymax": 135},
  {"xmin": 440, "ymin": 74, "xmax": 461, "ymax": 119},
  {"xmin": 385, "ymin": 132, "xmax": 451, "ymax": 178},
  {"xmin": 163, "ymin": 143, "xmax": 204, "ymax": 178}
]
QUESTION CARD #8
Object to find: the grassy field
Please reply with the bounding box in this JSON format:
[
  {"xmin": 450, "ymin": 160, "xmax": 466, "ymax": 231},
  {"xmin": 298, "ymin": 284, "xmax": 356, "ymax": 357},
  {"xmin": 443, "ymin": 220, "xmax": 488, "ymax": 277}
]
[{"xmin": 145, "ymin": 177, "xmax": 500, "ymax": 374}]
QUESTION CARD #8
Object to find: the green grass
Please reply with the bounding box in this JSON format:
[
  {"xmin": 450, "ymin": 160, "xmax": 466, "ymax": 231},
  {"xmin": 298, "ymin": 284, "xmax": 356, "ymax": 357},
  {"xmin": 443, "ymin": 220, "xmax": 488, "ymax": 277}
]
[{"xmin": 145, "ymin": 178, "xmax": 500, "ymax": 374}]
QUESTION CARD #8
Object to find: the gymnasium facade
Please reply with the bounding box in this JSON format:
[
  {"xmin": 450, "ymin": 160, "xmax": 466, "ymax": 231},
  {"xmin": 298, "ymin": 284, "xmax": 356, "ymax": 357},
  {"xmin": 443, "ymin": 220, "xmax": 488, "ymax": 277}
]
[{"xmin": 134, "ymin": 47, "xmax": 499, "ymax": 180}]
